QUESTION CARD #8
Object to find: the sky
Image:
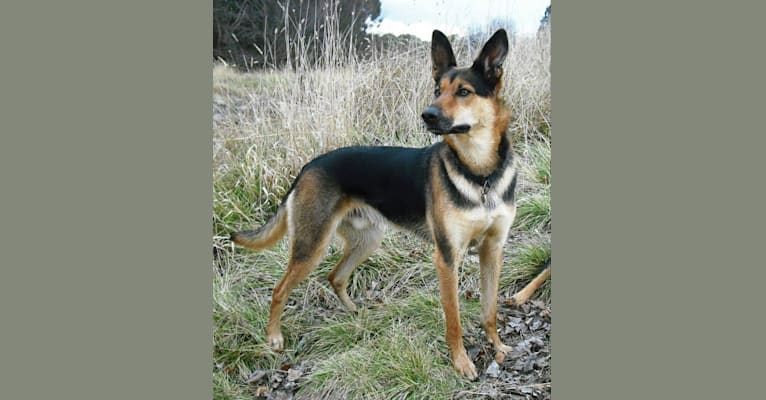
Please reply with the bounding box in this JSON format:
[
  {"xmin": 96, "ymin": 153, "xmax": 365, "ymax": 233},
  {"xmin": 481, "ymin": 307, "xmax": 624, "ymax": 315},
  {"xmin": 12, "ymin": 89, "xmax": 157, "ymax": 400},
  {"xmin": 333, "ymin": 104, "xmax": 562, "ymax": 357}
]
[{"xmin": 367, "ymin": 0, "xmax": 550, "ymax": 40}]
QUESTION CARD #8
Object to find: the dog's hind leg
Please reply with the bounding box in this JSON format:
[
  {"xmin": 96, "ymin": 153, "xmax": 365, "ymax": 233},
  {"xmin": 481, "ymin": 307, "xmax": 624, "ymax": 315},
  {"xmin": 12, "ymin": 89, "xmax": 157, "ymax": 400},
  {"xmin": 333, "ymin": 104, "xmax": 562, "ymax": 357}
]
[
  {"xmin": 264, "ymin": 171, "xmax": 347, "ymax": 351},
  {"xmin": 328, "ymin": 216, "xmax": 384, "ymax": 311}
]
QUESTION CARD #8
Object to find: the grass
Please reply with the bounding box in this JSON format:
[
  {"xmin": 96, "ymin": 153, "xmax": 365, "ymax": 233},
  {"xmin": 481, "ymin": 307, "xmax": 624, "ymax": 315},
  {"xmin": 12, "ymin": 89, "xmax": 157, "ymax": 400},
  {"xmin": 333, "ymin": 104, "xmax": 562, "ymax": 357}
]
[
  {"xmin": 501, "ymin": 239, "xmax": 552, "ymax": 299},
  {"xmin": 514, "ymin": 188, "xmax": 551, "ymax": 232},
  {"xmin": 213, "ymin": 23, "xmax": 551, "ymax": 399},
  {"xmin": 524, "ymin": 138, "xmax": 551, "ymax": 185},
  {"xmin": 305, "ymin": 326, "xmax": 465, "ymax": 399}
]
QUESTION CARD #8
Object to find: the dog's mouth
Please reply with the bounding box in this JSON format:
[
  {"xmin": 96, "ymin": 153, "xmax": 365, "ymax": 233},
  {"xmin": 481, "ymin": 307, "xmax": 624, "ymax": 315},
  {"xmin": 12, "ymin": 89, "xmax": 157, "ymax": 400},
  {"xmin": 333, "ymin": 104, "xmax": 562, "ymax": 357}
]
[
  {"xmin": 422, "ymin": 106, "xmax": 472, "ymax": 135},
  {"xmin": 426, "ymin": 124, "xmax": 472, "ymax": 135},
  {"xmin": 448, "ymin": 124, "xmax": 471, "ymax": 134}
]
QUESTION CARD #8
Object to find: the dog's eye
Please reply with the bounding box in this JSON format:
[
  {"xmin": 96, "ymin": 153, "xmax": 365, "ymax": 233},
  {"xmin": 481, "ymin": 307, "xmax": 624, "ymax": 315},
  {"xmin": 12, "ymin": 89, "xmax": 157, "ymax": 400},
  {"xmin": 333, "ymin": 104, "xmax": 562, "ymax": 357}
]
[
  {"xmin": 434, "ymin": 88, "xmax": 441, "ymax": 97},
  {"xmin": 457, "ymin": 88, "xmax": 471, "ymax": 97}
]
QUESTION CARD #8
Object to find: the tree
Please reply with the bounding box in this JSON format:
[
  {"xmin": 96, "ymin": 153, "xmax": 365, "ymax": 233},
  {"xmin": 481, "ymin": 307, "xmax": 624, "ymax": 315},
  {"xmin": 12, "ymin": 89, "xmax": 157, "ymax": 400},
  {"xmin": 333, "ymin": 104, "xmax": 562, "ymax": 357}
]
[
  {"xmin": 538, "ymin": 5, "xmax": 551, "ymax": 33},
  {"xmin": 213, "ymin": 0, "xmax": 382, "ymax": 69}
]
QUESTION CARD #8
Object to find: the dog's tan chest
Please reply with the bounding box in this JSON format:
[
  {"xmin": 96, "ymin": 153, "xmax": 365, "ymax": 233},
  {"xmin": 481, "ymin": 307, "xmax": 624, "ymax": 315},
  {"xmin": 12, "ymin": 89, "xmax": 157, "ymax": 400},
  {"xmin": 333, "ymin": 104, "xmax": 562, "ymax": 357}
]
[{"xmin": 463, "ymin": 197, "xmax": 515, "ymax": 237}]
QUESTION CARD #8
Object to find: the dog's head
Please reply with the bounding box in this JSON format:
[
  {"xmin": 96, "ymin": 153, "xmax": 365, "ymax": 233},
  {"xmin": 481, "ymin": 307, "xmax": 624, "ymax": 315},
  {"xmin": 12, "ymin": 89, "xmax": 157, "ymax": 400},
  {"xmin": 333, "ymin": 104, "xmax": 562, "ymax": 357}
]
[{"xmin": 422, "ymin": 29, "xmax": 509, "ymax": 136}]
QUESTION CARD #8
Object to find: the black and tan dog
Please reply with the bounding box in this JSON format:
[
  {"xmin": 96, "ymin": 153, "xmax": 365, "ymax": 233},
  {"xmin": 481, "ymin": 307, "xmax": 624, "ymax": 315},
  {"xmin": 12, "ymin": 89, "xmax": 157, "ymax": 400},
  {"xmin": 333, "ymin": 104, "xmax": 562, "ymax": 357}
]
[{"xmin": 232, "ymin": 29, "xmax": 550, "ymax": 379}]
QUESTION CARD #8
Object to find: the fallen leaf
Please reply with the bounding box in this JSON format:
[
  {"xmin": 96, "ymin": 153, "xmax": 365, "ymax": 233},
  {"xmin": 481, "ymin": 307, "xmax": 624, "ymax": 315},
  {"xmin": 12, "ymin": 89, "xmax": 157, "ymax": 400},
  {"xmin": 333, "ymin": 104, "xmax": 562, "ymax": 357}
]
[
  {"xmin": 254, "ymin": 386, "xmax": 269, "ymax": 397},
  {"xmin": 468, "ymin": 346, "xmax": 481, "ymax": 360},
  {"xmin": 286, "ymin": 368, "xmax": 302, "ymax": 382},
  {"xmin": 529, "ymin": 336, "xmax": 545, "ymax": 348},
  {"xmin": 514, "ymin": 358, "xmax": 535, "ymax": 372},
  {"xmin": 246, "ymin": 370, "xmax": 267, "ymax": 383},
  {"xmin": 485, "ymin": 361, "xmax": 501, "ymax": 378},
  {"xmin": 520, "ymin": 386, "xmax": 534, "ymax": 394},
  {"xmin": 270, "ymin": 391, "xmax": 293, "ymax": 400}
]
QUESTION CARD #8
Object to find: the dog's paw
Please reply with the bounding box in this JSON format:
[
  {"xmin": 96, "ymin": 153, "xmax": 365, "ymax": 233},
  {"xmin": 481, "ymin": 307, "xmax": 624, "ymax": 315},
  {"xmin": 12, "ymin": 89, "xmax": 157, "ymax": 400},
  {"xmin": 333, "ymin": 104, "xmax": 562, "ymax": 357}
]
[
  {"xmin": 341, "ymin": 298, "xmax": 358, "ymax": 313},
  {"xmin": 494, "ymin": 343, "xmax": 513, "ymax": 363},
  {"xmin": 496, "ymin": 342, "xmax": 513, "ymax": 354},
  {"xmin": 266, "ymin": 333, "xmax": 284, "ymax": 351},
  {"xmin": 453, "ymin": 351, "xmax": 478, "ymax": 380},
  {"xmin": 508, "ymin": 292, "xmax": 530, "ymax": 307}
]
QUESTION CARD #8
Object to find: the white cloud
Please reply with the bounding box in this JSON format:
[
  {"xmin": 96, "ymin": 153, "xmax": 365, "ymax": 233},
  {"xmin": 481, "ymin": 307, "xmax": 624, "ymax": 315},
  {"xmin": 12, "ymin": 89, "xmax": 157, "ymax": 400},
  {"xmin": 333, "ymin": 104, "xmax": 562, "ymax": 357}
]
[{"xmin": 368, "ymin": 0, "xmax": 550, "ymax": 40}]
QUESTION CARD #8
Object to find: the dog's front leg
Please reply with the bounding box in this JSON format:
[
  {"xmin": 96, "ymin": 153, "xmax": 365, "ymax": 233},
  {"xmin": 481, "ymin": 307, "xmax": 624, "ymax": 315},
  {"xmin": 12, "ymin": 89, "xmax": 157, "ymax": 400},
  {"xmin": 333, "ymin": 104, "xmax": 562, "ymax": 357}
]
[
  {"xmin": 479, "ymin": 221, "xmax": 514, "ymax": 360},
  {"xmin": 434, "ymin": 238, "xmax": 477, "ymax": 379}
]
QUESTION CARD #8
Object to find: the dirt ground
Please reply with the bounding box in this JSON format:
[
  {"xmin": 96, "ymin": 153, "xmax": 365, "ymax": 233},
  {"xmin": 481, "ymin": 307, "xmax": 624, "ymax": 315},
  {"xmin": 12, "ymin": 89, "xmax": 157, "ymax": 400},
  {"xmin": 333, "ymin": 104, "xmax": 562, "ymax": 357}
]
[
  {"xmin": 459, "ymin": 299, "xmax": 551, "ymax": 399},
  {"xmin": 244, "ymin": 299, "xmax": 551, "ymax": 399}
]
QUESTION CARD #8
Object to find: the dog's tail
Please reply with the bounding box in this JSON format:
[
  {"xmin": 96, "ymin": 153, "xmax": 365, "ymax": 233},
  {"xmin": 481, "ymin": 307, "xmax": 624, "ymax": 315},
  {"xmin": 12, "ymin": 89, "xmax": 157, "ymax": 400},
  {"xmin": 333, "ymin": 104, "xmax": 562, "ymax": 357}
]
[
  {"xmin": 230, "ymin": 203, "xmax": 288, "ymax": 250},
  {"xmin": 507, "ymin": 256, "xmax": 551, "ymax": 306}
]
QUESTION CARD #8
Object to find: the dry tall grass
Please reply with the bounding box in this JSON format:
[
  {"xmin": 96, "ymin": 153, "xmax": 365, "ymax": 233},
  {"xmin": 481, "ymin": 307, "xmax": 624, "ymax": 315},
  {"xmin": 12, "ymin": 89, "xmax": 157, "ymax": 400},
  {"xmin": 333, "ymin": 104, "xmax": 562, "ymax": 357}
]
[{"xmin": 214, "ymin": 29, "xmax": 549, "ymax": 232}]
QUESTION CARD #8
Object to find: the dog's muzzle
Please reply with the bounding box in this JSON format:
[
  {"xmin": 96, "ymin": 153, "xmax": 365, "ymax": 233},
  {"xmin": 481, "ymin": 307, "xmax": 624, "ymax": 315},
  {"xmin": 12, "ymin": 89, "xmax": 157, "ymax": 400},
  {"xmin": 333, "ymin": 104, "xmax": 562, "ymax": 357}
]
[{"xmin": 421, "ymin": 107, "xmax": 471, "ymax": 135}]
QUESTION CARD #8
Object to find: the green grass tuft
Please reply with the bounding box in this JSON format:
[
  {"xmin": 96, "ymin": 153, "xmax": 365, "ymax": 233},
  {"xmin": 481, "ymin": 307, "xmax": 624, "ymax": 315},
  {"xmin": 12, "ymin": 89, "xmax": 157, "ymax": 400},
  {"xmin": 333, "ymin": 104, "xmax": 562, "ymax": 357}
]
[
  {"xmin": 500, "ymin": 240, "xmax": 551, "ymax": 298},
  {"xmin": 213, "ymin": 369, "xmax": 252, "ymax": 400},
  {"xmin": 514, "ymin": 188, "xmax": 551, "ymax": 231},
  {"xmin": 526, "ymin": 139, "xmax": 551, "ymax": 185},
  {"xmin": 303, "ymin": 325, "xmax": 464, "ymax": 399}
]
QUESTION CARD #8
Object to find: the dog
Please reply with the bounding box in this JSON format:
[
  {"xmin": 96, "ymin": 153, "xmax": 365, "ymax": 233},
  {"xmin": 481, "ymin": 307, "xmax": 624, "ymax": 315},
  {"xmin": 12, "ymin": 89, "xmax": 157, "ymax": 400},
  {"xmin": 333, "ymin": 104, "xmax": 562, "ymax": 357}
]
[{"xmin": 231, "ymin": 29, "xmax": 550, "ymax": 379}]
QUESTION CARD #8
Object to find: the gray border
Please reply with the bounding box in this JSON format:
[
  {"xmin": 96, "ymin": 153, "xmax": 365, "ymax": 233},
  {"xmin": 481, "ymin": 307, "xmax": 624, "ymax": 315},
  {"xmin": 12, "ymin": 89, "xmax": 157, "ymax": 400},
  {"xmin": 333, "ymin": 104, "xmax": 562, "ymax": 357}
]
[
  {"xmin": 556, "ymin": 1, "xmax": 765, "ymax": 399},
  {"xmin": 0, "ymin": 1, "xmax": 212, "ymax": 398},
  {"xmin": 2, "ymin": 0, "xmax": 765, "ymax": 398}
]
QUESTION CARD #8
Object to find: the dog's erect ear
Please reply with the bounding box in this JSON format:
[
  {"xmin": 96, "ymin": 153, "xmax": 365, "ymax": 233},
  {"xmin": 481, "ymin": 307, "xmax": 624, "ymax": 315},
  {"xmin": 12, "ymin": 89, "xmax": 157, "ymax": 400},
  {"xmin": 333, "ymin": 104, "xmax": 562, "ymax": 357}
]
[
  {"xmin": 431, "ymin": 30, "xmax": 456, "ymax": 82},
  {"xmin": 472, "ymin": 29, "xmax": 509, "ymax": 88}
]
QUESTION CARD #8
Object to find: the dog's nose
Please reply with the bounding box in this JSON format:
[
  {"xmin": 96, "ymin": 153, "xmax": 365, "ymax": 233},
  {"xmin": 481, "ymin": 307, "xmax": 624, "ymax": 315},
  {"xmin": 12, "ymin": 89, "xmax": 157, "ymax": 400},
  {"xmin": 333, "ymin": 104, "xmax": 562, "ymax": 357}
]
[{"xmin": 421, "ymin": 107, "xmax": 441, "ymax": 124}]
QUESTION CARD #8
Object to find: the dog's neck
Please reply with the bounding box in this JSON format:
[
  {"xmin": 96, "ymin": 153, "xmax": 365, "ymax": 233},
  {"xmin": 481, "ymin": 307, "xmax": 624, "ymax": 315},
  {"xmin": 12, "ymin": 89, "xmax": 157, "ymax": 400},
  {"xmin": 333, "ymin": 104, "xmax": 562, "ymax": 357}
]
[{"xmin": 444, "ymin": 127, "xmax": 502, "ymax": 177}]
